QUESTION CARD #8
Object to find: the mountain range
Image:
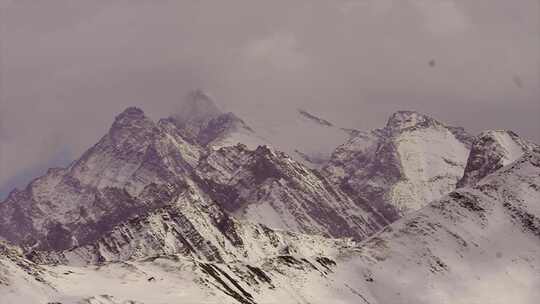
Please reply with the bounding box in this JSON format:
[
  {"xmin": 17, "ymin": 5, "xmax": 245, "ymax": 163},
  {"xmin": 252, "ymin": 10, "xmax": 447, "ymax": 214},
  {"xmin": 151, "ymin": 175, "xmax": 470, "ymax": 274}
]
[{"xmin": 1, "ymin": 92, "xmax": 538, "ymax": 304}]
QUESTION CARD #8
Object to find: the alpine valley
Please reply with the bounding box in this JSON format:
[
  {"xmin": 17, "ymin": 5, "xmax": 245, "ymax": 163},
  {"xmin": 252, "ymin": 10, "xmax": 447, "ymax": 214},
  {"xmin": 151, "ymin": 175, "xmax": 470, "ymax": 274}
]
[{"xmin": 1, "ymin": 93, "xmax": 539, "ymax": 304}]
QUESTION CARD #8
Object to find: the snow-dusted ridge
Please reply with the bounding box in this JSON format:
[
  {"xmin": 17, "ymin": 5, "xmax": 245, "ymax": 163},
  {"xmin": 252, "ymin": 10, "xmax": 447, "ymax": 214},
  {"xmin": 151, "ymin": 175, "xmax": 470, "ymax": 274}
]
[
  {"xmin": 457, "ymin": 129, "xmax": 538, "ymax": 187},
  {"xmin": 333, "ymin": 148, "xmax": 540, "ymax": 303},
  {"xmin": 0, "ymin": 105, "xmax": 378, "ymax": 256},
  {"xmin": 196, "ymin": 144, "xmax": 384, "ymax": 240},
  {"xmin": 1, "ymin": 103, "xmax": 539, "ymax": 303},
  {"xmin": 2, "ymin": 146, "xmax": 539, "ymax": 304}
]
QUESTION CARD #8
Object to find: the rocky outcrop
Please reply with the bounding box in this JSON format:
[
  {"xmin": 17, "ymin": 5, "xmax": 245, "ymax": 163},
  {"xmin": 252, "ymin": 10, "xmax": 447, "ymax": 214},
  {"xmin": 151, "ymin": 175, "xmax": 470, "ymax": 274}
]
[{"xmin": 196, "ymin": 144, "xmax": 384, "ymax": 240}]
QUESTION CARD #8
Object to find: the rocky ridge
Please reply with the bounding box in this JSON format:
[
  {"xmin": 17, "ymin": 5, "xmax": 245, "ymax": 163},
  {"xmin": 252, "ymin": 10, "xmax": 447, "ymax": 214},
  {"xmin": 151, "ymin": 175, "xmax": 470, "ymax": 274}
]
[
  {"xmin": 457, "ymin": 129, "xmax": 538, "ymax": 187},
  {"xmin": 1, "ymin": 102, "xmax": 539, "ymax": 304},
  {"xmin": 2, "ymin": 142, "xmax": 539, "ymax": 304}
]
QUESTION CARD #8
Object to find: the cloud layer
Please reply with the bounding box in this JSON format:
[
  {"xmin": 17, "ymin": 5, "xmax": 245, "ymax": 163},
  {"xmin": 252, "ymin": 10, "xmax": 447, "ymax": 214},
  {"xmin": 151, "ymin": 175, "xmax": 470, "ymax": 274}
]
[{"xmin": 1, "ymin": 0, "xmax": 539, "ymax": 197}]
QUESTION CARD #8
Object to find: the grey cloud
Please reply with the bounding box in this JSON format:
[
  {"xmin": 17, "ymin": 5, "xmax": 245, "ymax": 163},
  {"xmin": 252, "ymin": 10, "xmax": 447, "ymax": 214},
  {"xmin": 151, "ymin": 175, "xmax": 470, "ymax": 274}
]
[{"xmin": 0, "ymin": 0, "xmax": 539, "ymax": 197}]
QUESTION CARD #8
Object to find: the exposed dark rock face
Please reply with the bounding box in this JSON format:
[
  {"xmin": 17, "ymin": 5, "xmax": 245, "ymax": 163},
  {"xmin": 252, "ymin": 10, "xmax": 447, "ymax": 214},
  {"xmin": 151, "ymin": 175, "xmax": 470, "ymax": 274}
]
[
  {"xmin": 457, "ymin": 130, "xmax": 538, "ymax": 188},
  {"xmin": 195, "ymin": 144, "xmax": 383, "ymax": 240}
]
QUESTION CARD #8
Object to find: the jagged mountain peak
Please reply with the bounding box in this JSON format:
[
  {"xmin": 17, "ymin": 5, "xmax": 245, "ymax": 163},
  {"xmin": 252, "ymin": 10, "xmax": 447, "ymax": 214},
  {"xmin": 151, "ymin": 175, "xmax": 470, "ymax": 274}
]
[
  {"xmin": 383, "ymin": 111, "xmax": 474, "ymax": 147},
  {"xmin": 457, "ymin": 129, "xmax": 538, "ymax": 188},
  {"xmin": 109, "ymin": 107, "xmax": 159, "ymax": 147},
  {"xmin": 474, "ymin": 129, "xmax": 536, "ymax": 159},
  {"xmin": 253, "ymin": 144, "xmax": 277, "ymax": 156},
  {"xmin": 111, "ymin": 106, "xmax": 150, "ymax": 130},
  {"xmin": 165, "ymin": 90, "xmax": 265, "ymax": 149},
  {"xmin": 0, "ymin": 105, "xmax": 203, "ymax": 252},
  {"xmin": 324, "ymin": 110, "xmax": 473, "ymax": 219},
  {"xmin": 115, "ymin": 106, "xmax": 145, "ymax": 117},
  {"xmin": 474, "ymin": 130, "xmax": 533, "ymax": 152},
  {"xmin": 385, "ymin": 110, "xmax": 441, "ymax": 133},
  {"xmin": 479, "ymin": 129, "xmax": 521, "ymax": 140}
]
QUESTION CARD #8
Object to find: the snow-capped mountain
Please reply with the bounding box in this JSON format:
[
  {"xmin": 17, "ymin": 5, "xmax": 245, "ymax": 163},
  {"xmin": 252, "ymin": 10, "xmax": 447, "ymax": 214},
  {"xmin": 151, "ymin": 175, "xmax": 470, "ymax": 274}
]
[
  {"xmin": 329, "ymin": 147, "xmax": 540, "ymax": 304},
  {"xmin": 0, "ymin": 107, "xmax": 208, "ymax": 252},
  {"xmin": 2, "ymin": 142, "xmax": 539, "ymax": 304},
  {"xmin": 0, "ymin": 106, "xmax": 381, "ymax": 255},
  {"xmin": 323, "ymin": 110, "xmax": 473, "ymax": 221},
  {"xmin": 1, "ymin": 103, "xmax": 539, "ymax": 304},
  {"xmin": 458, "ymin": 130, "xmax": 538, "ymax": 187}
]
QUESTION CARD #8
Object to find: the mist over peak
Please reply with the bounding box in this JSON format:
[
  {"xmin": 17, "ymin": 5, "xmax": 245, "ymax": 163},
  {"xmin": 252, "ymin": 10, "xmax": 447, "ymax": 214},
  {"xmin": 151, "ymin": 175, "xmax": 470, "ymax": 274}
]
[{"xmin": 171, "ymin": 89, "xmax": 222, "ymax": 125}]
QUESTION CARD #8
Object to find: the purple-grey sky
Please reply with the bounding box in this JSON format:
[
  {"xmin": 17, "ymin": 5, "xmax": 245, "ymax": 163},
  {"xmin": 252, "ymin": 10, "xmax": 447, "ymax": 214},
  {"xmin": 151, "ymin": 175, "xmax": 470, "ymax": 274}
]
[{"xmin": 0, "ymin": 0, "xmax": 539, "ymax": 198}]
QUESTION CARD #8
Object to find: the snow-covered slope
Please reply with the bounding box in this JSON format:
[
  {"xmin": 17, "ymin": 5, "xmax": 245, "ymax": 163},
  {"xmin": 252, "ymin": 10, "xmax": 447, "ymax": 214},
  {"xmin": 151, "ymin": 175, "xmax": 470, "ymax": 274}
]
[
  {"xmin": 5, "ymin": 247, "xmax": 370, "ymax": 304},
  {"xmin": 458, "ymin": 130, "xmax": 538, "ymax": 187},
  {"xmin": 0, "ymin": 241, "xmax": 55, "ymax": 304},
  {"xmin": 323, "ymin": 111, "xmax": 473, "ymax": 221},
  {"xmin": 3, "ymin": 102, "xmax": 540, "ymax": 304},
  {"xmin": 330, "ymin": 147, "xmax": 540, "ymax": 304},
  {"xmin": 3, "ymin": 147, "xmax": 539, "ymax": 304}
]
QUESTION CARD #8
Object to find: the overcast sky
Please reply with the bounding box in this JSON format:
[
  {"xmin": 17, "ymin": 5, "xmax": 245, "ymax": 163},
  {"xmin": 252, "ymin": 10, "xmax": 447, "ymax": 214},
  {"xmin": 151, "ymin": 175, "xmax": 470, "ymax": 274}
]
[{"xmin": 0, "ymin": 0, "xmax": 539, "ymax": 198}]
